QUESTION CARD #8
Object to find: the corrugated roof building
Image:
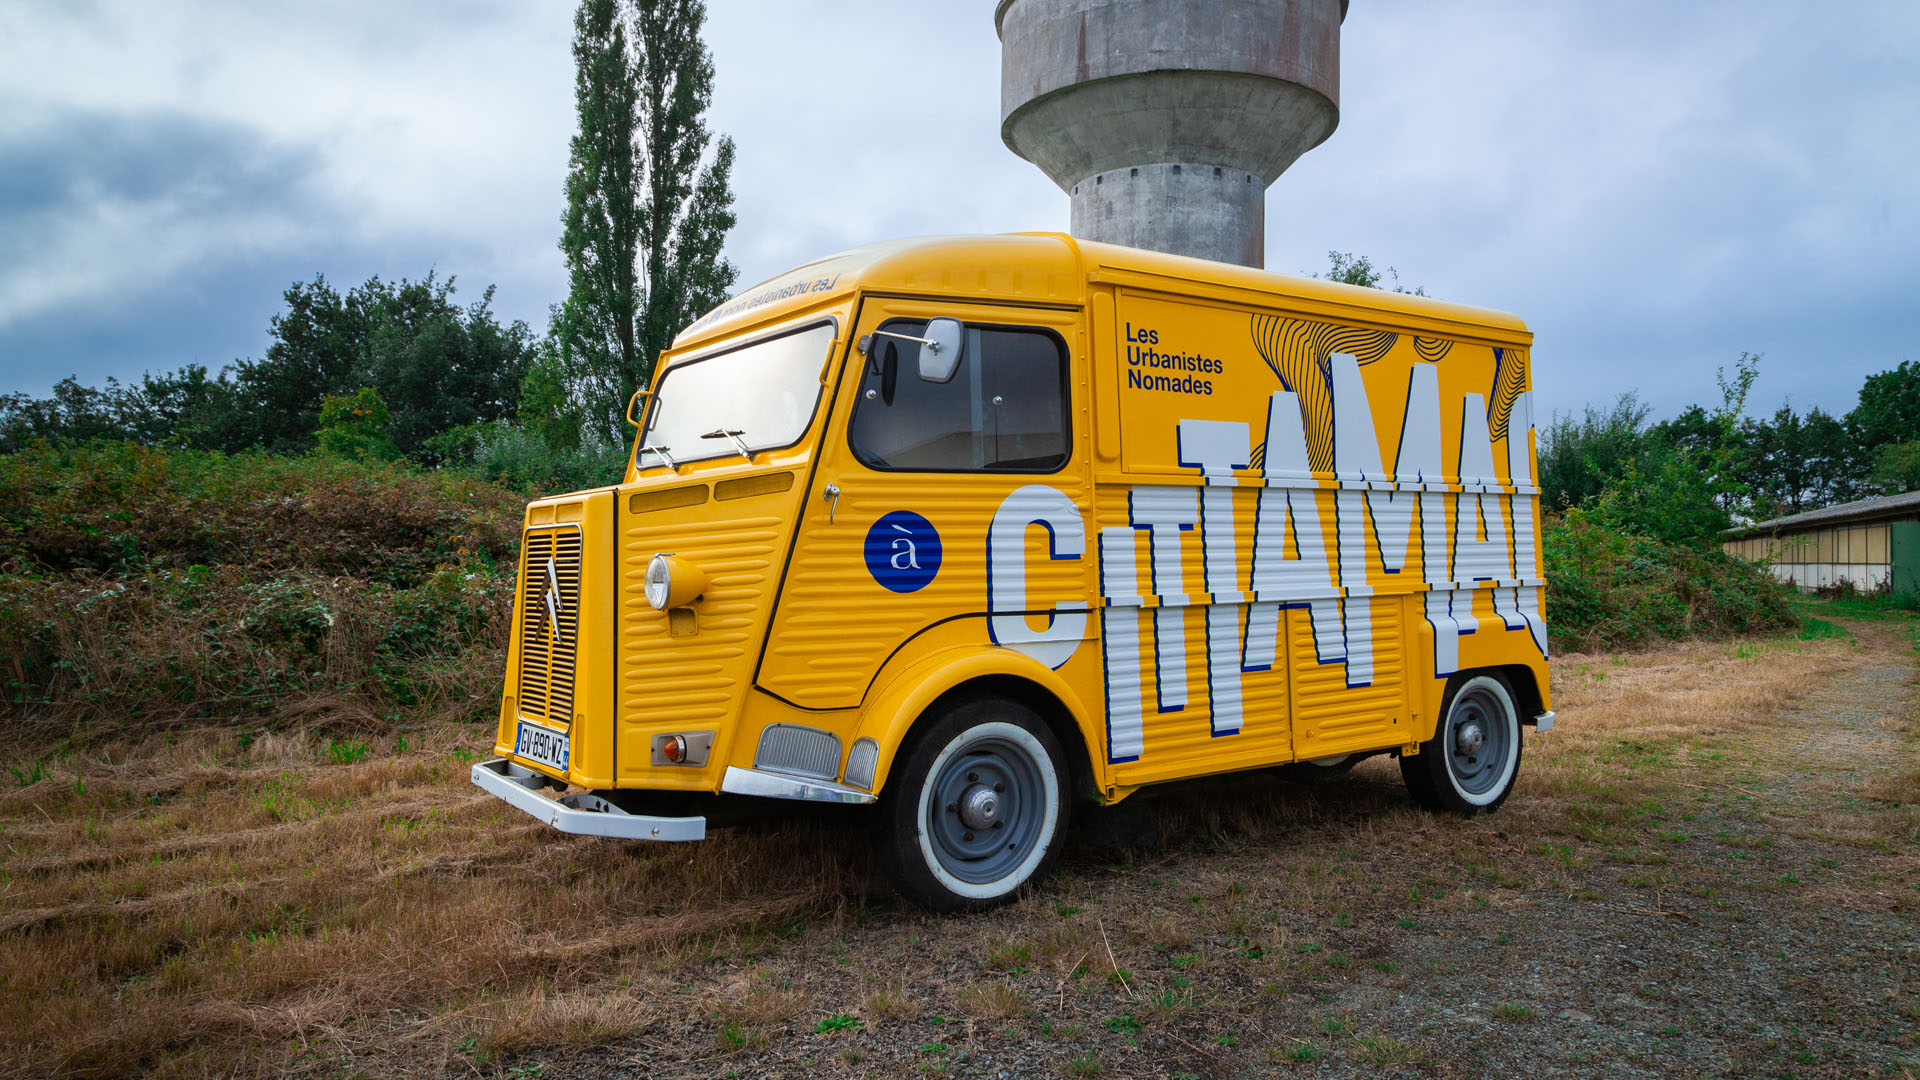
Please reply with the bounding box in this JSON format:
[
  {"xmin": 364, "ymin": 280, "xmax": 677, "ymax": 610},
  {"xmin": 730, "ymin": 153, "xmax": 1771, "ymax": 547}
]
[{"xmin": 1724, "ymin": 490, "xmax": 1920, "ymax": 594}]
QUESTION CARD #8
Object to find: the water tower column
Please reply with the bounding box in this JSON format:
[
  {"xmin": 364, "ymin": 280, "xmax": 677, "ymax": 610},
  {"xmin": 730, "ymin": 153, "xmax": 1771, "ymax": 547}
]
[{"xmin": 997, "ymin": 0, "xmax": 1346, "ymax": 269}]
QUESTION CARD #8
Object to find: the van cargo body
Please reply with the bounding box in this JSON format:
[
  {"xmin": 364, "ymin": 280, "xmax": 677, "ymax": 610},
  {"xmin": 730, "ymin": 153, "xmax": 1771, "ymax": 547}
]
[{"xmin": 474, "ymin": 234, "xmax": 1552, "ymax": 910}]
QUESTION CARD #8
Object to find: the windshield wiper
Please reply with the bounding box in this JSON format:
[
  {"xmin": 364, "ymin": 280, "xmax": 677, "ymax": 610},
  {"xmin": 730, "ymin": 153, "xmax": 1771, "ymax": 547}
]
[
  {"xmin": 637, "ymin": 444, "xmax": 680, "ymax": 471},
  {"xmin": 701, "ymin": 428, "xmax": 755, "ymax": 463}
]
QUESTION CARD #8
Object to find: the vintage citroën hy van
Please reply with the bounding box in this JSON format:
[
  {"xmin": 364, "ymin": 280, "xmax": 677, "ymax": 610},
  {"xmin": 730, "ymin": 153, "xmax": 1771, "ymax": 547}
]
[{"xmin": 472, "ymin": 233, "xmax": 1553, "ymax": 911}]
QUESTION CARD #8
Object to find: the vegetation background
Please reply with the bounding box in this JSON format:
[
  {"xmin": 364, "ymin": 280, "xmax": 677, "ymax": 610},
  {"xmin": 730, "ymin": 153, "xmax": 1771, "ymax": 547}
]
[{"xmin": 2, "ymin": 0, "xmax": 1917, "ymax": 747}]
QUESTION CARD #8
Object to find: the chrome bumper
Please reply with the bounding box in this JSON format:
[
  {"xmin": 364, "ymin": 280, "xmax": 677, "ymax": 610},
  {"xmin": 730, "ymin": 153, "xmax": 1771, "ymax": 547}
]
[
  {"xmin": 470, "ymin": 758, "xmax": 705, "ymax": 842},
  {"xmin": 1532, "ymin": 710, "xmax": 1556, "ymax": 733},
  {"xmin": 720, "ymin": 765, "xmax": 876, "ymax": 805}
]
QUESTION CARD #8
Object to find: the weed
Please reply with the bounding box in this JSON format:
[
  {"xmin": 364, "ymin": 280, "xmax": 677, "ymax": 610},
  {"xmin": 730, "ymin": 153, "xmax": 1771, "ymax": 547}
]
[
  {"xmin": 1104, "ymin": 1015, "xmax": 1141, "ymax": 1034},
  {"xmin": 1353, "ymin": 1035, "xmax": 1431, "ymax": 1065},
  {"xmin": 1066, "ymin": 1052, "xmax": 1102, "ymax": 1077},
  {"xmin": 986, "ymin": 939, "xmax": 1032, "ymax": 973},
  {"xmin": 326, "ymin": 738, "xmax": 369, "ymax": 765},
  {"xmin": 1493, "ymin": 1002, "xmax": 1537, "ymax": 1021},
  {"xmin": 812, "ymin": 1014, "xmax": 860, "ymax": 1035},
  {"xmin": 957, "ymin": 983, "xmax": 1025, "ymax": 1020},
  {"xmin": 863, "ymin": 984, "xmax": 914, "ymax": 1020}
]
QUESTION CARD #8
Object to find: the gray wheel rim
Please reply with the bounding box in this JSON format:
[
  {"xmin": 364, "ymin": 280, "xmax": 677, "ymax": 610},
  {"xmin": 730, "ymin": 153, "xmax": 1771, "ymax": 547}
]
[
  {"xmin": 1445, "ymin": 684, "xmax": 1513, "ymax": 797},
  {"xmin": 925, "ymin": 733, "xmax": 1049, "ymax": 886}
]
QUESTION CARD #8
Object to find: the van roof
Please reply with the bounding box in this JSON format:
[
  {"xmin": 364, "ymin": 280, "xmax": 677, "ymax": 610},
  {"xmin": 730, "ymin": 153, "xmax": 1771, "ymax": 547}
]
[{"xmin": 673, "ymin": 232, "xmax": 1531, "ymax": 351}]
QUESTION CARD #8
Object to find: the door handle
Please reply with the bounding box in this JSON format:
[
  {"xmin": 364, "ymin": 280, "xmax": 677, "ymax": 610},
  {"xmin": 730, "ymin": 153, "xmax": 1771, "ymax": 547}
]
[{"xmin": 824, "ymin": 482, "xmax": 841, "ymax": 524}]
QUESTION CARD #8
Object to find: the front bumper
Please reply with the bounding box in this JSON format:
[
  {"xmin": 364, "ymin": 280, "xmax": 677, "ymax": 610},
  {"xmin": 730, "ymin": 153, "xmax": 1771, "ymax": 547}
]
[
  {"xmin": 471, "ymin": 758, "xmax": 706, "ymax": 841},
  {"xmin": 471, "ymin": 759, "xmax": 879, "ymax": 842}
]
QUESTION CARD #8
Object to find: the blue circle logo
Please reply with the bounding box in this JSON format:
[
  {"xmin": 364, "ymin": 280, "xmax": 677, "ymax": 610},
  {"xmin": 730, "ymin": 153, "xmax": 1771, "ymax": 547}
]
[{"xmin": 864, "ymin": 511, "xmax": 942, "ymax": 593}]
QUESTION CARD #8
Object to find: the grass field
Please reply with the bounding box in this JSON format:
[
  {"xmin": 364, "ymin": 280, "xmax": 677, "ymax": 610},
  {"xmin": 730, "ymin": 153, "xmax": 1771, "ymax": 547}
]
[{"xmin": 2, "ymin": 605, "xmax": 1915, "ymax": 1078}]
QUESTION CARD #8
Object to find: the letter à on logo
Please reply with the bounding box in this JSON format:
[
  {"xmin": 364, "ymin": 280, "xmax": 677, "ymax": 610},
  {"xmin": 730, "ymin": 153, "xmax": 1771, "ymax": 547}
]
[{"xmin": 864, "ymin": 511, "xmax": 943, "ymax": 593}]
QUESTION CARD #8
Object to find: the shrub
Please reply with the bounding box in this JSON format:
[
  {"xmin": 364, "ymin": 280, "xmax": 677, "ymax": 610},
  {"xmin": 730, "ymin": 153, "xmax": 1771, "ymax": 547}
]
[
  {"xmin": 1543, "ymin": 508, "xmax": 1798, "ymax": 651},
  {"xmin": 0, "ymin": 443, "xmax": 520, "ymax": 743},
  {"xmin": 425, "ymin": 421, "xmax": 629, "ymax": 497}
]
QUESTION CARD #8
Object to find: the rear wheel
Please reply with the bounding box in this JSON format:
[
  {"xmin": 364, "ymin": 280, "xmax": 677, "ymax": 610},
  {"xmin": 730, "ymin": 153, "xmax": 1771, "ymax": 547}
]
[
  {"xmin": 873, "ymin": 695, "xmax": 1070, "ymax": 913},
  {"xmin": 1401, "ymin": 672, "xmax": 1522, "ymax": 815}
]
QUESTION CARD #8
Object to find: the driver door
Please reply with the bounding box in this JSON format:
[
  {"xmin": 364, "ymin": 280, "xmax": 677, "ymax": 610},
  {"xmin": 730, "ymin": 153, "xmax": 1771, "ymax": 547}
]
[{"xmin": 755, "ymin": 298, "xmax": 1093, "ymax": 710}]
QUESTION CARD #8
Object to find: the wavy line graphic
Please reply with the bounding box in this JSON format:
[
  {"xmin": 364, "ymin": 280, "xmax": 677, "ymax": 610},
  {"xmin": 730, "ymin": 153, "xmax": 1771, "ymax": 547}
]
[
  {"xmin": 1488, "ymin": 346, "xmax": 1527, "ymax": 441},
  {"xmin": 1414, "ymin": 336, "xmax": 1453, "ymax": 363},
  {"xmin": 1250, "ymin": 314, "xmax": 1397, "ymax": 473}
]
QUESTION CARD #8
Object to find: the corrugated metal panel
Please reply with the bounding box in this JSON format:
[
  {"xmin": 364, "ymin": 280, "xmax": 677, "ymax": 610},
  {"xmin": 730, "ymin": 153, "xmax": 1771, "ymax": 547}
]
[
  {"xmin": 1289, "ymin": 596, "xmax": 1407, "ymax": 759},
  {"xmin": 759, "ymin": 472, "xmax": 1093, "ymax": 708},
  {"xmin": 617, "ymin": 514, "xmax": 783, "ymax": 728}
]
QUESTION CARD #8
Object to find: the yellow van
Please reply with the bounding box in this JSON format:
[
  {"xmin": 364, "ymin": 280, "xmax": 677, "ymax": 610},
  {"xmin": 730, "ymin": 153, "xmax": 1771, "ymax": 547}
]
[{"xmin": 473, "ymin": 233, "xmax": 1553, "ymax": 911}]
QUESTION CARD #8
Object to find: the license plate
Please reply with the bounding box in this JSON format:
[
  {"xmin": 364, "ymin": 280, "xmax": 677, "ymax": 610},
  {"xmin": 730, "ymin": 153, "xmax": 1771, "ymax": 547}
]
[{"xmin": 514, "ymin": 721, "xmax": 570, "ymax": 774}]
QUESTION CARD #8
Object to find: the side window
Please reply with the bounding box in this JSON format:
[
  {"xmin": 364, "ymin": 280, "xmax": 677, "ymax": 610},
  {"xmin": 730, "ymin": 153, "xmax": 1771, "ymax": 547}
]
[{"xmin": 848, "ymin": 320, "xmax": 1070, "ymax": 472}]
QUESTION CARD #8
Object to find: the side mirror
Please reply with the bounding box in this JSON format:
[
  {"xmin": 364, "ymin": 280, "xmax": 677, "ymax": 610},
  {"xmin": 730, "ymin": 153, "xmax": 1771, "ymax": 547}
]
[{"xmin": 919, "ymin": 317, "xmax": 964, "ymax": 383}]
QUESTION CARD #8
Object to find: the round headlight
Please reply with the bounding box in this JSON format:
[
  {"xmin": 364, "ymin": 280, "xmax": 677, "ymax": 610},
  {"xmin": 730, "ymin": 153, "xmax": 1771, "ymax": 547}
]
[{"xmin": 645, "ymin": 553, "xmax": 672, "ymax": 610}]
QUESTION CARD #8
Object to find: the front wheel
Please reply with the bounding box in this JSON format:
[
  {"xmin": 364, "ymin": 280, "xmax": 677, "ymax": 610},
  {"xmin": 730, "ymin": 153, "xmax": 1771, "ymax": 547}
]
[
  {"xmin": 1401, "ymin": 672, "xmax": 1522, "ymax": 815},
  {"xmin": 872, "ymin": 695, "xmax": 1070, "ymax": 913}
]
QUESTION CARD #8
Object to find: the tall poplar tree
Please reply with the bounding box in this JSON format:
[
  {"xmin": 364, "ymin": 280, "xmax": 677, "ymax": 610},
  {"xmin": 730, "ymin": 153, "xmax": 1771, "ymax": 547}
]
[{"xmin": 556, "ymin": 0, "xmax": 738, "ymax": 444}]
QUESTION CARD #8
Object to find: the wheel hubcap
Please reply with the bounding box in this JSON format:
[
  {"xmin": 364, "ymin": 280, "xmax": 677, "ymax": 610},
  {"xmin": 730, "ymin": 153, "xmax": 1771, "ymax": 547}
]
[
  {"xmin": 1454, "ymin": 721, "xmax": 1484, "ymax": 757},
  {"xmin": 959, "ymin": 786, "xmax": 999, "ymax": 829},
  {"xmin": 925, "ymin": 731, "xmax": 1051, "ymax": 886},
  {"xmin": 1445, "ymin": 686, "xmax": 1513, "ymax": 797}
]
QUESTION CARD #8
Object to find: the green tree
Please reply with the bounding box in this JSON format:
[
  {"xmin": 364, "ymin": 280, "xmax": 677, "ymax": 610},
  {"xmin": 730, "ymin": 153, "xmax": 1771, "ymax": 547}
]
[
  {"xmin": 1537, "ymin": 394, "xmax": 1655, "ymax": 510},
  {"xmin": 1849, "ymin": 359, "xmax": 1920, "ymax": 452},
  {"xmin": 1869, "ymin": 440, "xmax": 1920, "ymax": 495},
  {"xmin": 556, "ymin": 0, "xmax": 739, "ymax": 444},
  {"xmin": 1315, "ymin": 251, "xmax": 1425, "ymax": 295},
  {"xmin": 220, "ymin": 273, "xmax": 533, "ymax": 458},
  {"xmin": 315, "ymin": 387, "xmax": 401, "ymax": 461}
]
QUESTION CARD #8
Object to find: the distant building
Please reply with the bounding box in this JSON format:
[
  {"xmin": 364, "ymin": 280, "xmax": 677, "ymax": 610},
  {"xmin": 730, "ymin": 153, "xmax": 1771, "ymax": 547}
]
[{"xmin": 1724, "ymin": 490, "xmax": 1920, "ymax": 594}]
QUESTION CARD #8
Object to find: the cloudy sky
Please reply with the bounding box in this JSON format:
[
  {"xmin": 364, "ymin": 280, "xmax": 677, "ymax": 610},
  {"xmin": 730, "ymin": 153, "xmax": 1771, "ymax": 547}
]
[{"xmin": 2, "ymin": 1, "xmax": 1915, "ymax": 423}]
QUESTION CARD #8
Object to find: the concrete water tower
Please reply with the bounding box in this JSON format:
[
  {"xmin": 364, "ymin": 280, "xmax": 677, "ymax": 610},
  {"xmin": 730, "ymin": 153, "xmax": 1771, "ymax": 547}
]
[{"xmin": 997, "ymin": 0, "xmax": 1345, "ymax": 268}]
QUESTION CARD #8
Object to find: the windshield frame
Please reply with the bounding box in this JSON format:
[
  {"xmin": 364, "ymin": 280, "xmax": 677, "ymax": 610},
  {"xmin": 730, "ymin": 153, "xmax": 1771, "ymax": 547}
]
[{"xmin": 636, "ymin": 314, "xmax": 840, "ymax": 472}]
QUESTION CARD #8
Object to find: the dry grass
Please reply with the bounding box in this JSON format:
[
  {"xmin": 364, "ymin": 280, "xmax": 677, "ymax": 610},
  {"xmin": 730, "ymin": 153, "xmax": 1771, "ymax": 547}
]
[
  {"xmin": 0, "ymin": 722, "xmax": 868, "ymax": 1078},
  {"xmin": 2, "ymin": 619, "xmax": 1914, "ymax": 1078},
  {"xmin": 957, "ymin": 982, "xmax": 1027, "ymax": 1021}
]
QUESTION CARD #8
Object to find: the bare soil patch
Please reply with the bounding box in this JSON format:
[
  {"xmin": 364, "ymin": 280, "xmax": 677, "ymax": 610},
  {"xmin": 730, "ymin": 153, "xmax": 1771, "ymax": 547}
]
[{"xmin": 1, "ymin": 617, "xmax": 1915, "ymax": 1078}]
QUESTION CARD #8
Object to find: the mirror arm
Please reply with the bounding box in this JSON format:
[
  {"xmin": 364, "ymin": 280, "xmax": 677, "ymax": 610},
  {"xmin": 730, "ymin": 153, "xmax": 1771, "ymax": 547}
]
[{"xmin": 858, "ymin": 329, "xmax": 942, "ymax": 354}]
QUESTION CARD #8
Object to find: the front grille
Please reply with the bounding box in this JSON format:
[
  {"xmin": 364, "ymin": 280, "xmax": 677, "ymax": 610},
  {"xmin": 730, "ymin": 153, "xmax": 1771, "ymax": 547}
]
[
  {"xmin": 754, "ymin": 724, "xmax": 842, "ymax": 780},
  {"xmin": 518, "ymin": 526, "xmax": 582, "ymax": 726}
]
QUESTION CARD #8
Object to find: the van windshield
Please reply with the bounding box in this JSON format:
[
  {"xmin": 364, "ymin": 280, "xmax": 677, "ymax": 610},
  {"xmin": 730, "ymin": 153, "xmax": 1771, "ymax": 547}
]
[{"xmin": 638, "ymin": 322, "xmax": 835, "ymax": 469}]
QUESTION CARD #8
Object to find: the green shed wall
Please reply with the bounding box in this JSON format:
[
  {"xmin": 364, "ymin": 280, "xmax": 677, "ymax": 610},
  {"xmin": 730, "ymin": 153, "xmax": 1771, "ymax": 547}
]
[{"xmin": 1894, "ymin": 520, "xmax": 1920, "ymax": 595}]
